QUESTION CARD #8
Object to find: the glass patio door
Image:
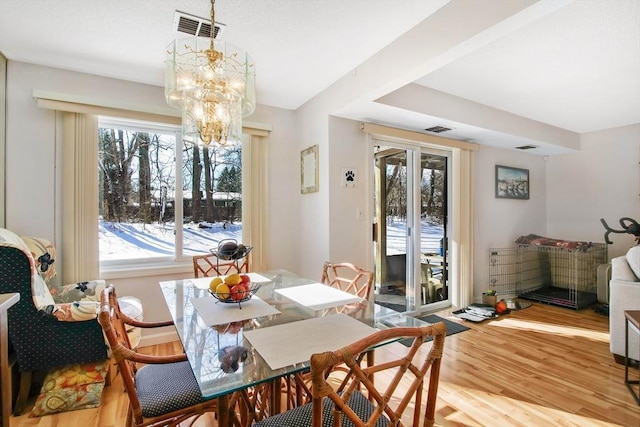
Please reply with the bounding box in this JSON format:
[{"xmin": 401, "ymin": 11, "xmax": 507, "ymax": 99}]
[{"xmin": 373, "ymin": 141, "xmax": 449, "ymax": 314}]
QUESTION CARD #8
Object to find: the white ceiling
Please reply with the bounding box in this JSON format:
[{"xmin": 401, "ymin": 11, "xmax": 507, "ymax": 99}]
[{"xmin": 1, "ymin": 0, "xmax": 638, "ymax": 155}]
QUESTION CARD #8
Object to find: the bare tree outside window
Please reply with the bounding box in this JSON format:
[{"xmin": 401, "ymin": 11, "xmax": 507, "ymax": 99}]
[{"xmin": 98, "ymin": 120, "xmax": 243, "ymax": 262}]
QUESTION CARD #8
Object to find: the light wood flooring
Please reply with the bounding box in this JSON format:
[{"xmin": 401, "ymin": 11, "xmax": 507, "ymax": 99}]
[{"xmin": 8, "ymin": 302, "xmax": 640, "ymax": 426}]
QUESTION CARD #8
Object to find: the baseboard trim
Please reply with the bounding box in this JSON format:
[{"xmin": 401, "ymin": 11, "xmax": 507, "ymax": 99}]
[{"xmin": 139, "ymin": 330, "xmax": 179, "ymax": 348}]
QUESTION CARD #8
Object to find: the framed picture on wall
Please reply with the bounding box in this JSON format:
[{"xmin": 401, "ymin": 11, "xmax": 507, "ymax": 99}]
[
  {"xmin": 495, "ymin": 165, "xmax": 529, "ymax": 199},
  {"xmin": 301, "ymin": 145, "xmax": 319, "ymax": 194}
]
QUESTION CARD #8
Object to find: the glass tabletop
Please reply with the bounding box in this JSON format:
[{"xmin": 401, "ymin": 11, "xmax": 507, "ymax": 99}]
[{"xmin": 159, "ymin": 269, "xmax": 427, "ymax": 399}]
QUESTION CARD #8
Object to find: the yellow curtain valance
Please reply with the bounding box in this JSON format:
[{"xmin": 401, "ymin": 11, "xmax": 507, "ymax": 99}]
[{"xmin": 34, "ymin": 90, "xmax": 271, "ymax": 136}]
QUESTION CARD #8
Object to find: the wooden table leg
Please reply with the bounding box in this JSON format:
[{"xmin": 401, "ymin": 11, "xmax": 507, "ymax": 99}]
[
  {"xmin": 217, "ymin": 394, "xmax": 229, "ymax": 427},
  {"xmin": 269, "ymin": 378, "xmax": 281, "ymax": 416}
]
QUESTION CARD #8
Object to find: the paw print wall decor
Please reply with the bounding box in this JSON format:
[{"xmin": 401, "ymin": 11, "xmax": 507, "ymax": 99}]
[{"xmin": 342, "ymin": 168, "xmax": 357, "ymax": 188}]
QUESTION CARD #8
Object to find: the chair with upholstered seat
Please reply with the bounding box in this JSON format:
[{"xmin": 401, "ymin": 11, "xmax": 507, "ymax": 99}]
[
  {"xmin": 321, "ymin": 262, "xmax": 374, "ymax": 300},
  {"xmin": 256, "ymin": 323, "xmax": 446, "ymax": 427},
  {"xmin": 98, "ymin": 284, "xmax": 227, "ymax": 427}
]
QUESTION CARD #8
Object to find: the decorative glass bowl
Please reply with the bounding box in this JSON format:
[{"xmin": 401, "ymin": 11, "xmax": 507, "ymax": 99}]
[{"xmin": 209, "ymin": 283, "xmax": 261, "ymax": 309}]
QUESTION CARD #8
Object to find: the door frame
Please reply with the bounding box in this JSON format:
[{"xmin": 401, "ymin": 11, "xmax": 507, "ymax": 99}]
[{"xmin": 370, "ymin": 136, "xmax": 451, "ymax": 315}]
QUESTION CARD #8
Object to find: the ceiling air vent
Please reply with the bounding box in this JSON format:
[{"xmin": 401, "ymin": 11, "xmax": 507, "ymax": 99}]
[
  {"xmin": 173, "ymin": 11, "xmax": 225, "ymax": 38},
  {"xmin": 515, "ymin": 145, "xmax": 539, "ymax": 150},
  {"xmin": 424, "ymin": 126, "xmax": 452, "ymax": 133}
]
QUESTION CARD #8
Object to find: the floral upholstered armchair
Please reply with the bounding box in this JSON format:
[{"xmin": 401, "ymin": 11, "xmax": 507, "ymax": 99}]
[{"xmin": 0, "ymin": 227, "xmax": 143, "ymax": 415}]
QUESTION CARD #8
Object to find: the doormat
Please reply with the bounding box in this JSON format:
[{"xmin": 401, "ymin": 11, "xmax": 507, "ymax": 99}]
[{"xmin": 399, "ymin": 314, "xmax": 469, "ymax": 347}]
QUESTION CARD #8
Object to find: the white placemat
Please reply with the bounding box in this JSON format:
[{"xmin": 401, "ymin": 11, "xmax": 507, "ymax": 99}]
[
  {"xmin": 190, "ymin": 272, "xmax": 272, "ymax": 290},
  {"xmin": 243, "ymin": 313, "xmax": 377, "ymax": 370},
  {"xmin": 191, "ymin": 295, "xmax": 280, "ymax": 326},
  {"xmin": 275, "ymin": 283, "xmax": 364, "ymax": 310}
]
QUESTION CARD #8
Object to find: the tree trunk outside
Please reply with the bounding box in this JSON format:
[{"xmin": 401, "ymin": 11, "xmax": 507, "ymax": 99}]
[
  {"xmin": 138, "ymin": 133, "xmax": 152, "ymax": 224},
  {"xmin": 203, "ymin": 147, "xmax": 214, "ymax": 223},
  {"xmin": 192, "ymin": 146, "xmax": 202, "ymax": 222}
]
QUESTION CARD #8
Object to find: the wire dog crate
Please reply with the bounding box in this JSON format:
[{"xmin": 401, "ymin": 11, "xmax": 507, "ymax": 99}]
[
  {"xmin": 489, "ymin": 242, "xmax": 607, "ymax": 309},
  {"xmin": 488, "ymin": 248, "xmax": 520, "ymax": 298}
]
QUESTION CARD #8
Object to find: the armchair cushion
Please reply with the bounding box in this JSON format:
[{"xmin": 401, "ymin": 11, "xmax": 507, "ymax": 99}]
[
  {"xmin": 30, "ymin": 360, "xmax": 109, "ymax": 417},
  {"xmin": 19, "ymin": 247, "xmax": 142, "ymax": 326},
  {"xmin": 611, "ymin": 255, "xmax": 639, "ymax": 282},
  {"xmin": 44, "ymin": 279, "xmax": 106, "ymax": 321},
  {"xmin": 625, "ymin": 245, "xmax": 640, "ymax": 279},
  {"xmin": 609, "ymin": 253, "xmax": 640, "ymax": 361},
  {"xmin": 21, "ymin": 236, "xmax": 57, "ymax": 286},
  {"xmin": 32, "ymin": 273, "xmax": 57, "ymax": 311}
]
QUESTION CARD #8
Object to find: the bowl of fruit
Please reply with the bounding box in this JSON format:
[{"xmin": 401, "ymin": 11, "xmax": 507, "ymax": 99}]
[{"xmin": 208, "ymin": 273, "xmax": 260, "ymax": 309}]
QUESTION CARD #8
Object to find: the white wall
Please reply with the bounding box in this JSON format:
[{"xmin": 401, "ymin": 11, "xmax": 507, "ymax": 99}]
[
  {"xmin": 293, "ymin": 96, "xmax": 332, "ymax": 279},
  {"xmin": 547, "ymin": 124, "xmax": 640, "ymax": 259},
  {"xmin": 472, "ymin": 145, "xmax": 547, "ymax": 300},
  {"xmin": 327, "ymin": 117, "xmax": 372, "ymax": 271}
]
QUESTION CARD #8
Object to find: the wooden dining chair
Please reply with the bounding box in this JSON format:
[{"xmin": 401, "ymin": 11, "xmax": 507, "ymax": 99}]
[
  {"xmin": 321, "ymin": 262, "xmax": 374, "ymax": 300},
  {"xmin": 192, "ymin": 252, "xmax": 250, "ymax": 277},
  {"xmin": 98, "ymin": 284, "xmax": 231, "ymax": 427},
  {"xmin": 255, "ymin": 323, "xmax": 446, "ymax": 427},
  {"xmin": 280, "ymin": 262, "xmax": 375, "ymax": 409}
]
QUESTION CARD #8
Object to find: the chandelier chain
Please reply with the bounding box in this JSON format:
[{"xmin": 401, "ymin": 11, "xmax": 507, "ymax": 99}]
[{"xmin": 210, "ymin": 0, "xmax": 216, "ymax": 49}]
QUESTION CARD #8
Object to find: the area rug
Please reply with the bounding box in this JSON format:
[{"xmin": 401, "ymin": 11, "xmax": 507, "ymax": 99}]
[{"xmin": 399, "ymin": 314, "xmax": 469, "ymax": 346}]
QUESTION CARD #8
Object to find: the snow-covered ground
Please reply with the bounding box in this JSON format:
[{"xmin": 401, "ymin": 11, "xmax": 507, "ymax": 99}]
[
  {"xmin": 98, "ymin": 218, "xmax": 443, "ymax": 260},
  {"xmin": 384, "ymin": 217, "xmax": 444, "ymax": 255},
  {"xmin": 99, "ymin": 220, "xmax": 242, "ymax": 260}
]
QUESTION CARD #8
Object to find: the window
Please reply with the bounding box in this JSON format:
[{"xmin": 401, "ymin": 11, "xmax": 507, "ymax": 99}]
[
  {"xmin": 33, "ymin": 92, "xmax": 268, "ymax": 281},
  {"xmin": 98, "ymin": 117, "xmax": 246, "ymax": 265}
]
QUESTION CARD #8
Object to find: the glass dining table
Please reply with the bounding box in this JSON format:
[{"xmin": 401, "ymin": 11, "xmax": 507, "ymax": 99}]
[{"xmin": 159, "ymin": 270, "xmax": 426, "ymax": 426}]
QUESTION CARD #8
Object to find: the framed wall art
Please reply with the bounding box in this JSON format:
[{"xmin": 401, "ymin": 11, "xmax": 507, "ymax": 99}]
[
  {"xmin": 301, "ymin": 144, "xmax": 319, "ymax": 194},
  {"xmin": 495, "ymin": 165, "xmax": 529, "ymax": 200}
]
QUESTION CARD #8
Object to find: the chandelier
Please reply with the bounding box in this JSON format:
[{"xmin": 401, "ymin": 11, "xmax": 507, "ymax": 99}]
[{"xmin": 165, "ymin": 0, "xmax": 256, "ymax": 146}]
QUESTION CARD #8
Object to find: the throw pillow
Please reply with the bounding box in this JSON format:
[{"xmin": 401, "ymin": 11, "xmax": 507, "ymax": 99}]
[
  {"xmin": 30, "ymin": 361, "xmax": 109, "ymax": 417},
  {"xmin": 626, "ymin": 245, "xmax": 640, "ymax": 280},
  {"xmin": 21, "ymin": 236, "xmax": 57, "ymax": 284},
  {"xmin": 32, "ymin": 274, "xmax": 56, "ymax": 311},
  {"xmin": 54, "ymin": 280, "xmax": 106, "ymax": 304}
]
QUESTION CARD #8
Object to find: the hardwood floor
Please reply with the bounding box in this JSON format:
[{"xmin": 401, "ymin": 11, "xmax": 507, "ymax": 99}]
[{"xmin": 8, "ymin": 302, "xmax": 640, "ymax": 426}]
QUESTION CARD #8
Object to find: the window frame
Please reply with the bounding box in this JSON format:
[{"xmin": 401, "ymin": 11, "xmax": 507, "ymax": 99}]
[
  {"xmin": 98, "ymin": 117, "xmax": 184, "ymax": 268},
  {"xmin": 97, "ymin": 116, "xmax": 250, "ymax": 270}
]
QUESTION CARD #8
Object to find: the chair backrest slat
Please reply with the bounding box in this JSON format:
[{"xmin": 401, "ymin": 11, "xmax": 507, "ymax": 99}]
[
  {"xmin": 321, "ymin": 262, "xmax": 374, "ymax": 300},
  {"xmin": 310, "ymin": 323, "xmax": 446, "ymax": 427},
  {"xmin": 193, "ymin": 253, "xmax": 250, "ymax": 277}
]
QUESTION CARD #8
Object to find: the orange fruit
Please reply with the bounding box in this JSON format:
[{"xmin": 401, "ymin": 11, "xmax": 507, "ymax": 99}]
[{"xmin": 496, "ymin": 300, "xmax": 508, "ymax": 314}]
